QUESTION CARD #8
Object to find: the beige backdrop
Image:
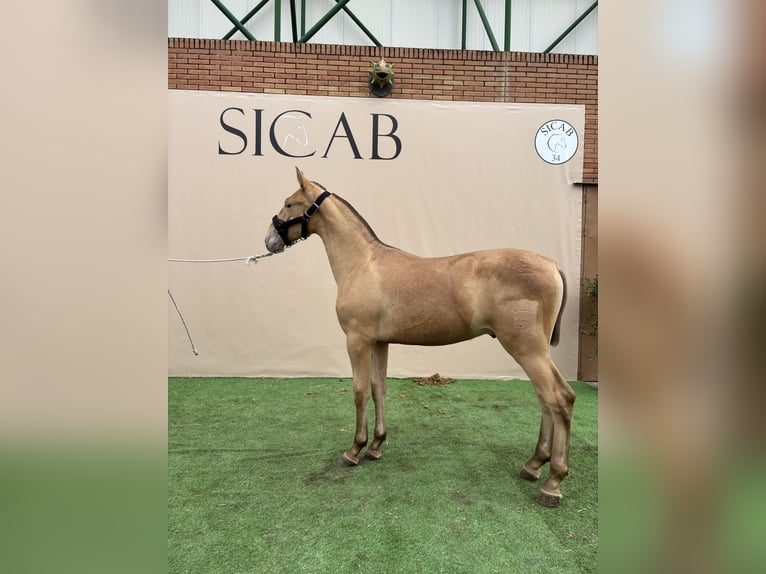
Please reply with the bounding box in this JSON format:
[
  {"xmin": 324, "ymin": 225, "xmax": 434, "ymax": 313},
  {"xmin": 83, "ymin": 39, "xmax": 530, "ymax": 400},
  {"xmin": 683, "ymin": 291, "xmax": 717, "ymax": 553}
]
[{"xmin": 169, "ymin": 90, "xmax": 584, "ymax": 379}]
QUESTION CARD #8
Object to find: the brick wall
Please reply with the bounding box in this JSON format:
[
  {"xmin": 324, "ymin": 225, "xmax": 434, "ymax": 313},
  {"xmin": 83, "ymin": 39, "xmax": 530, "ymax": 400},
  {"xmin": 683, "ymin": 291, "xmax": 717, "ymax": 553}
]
[{"xmin": 168, "ymin": 38, "xmax": 598, "ymax": 183}]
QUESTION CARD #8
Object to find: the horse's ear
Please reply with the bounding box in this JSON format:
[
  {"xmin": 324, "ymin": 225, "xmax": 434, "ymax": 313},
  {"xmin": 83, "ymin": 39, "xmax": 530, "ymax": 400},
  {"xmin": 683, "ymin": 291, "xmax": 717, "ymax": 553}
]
[{"xmin": 295, "ymin": 166, "xmax": 309, "ymax": 192}]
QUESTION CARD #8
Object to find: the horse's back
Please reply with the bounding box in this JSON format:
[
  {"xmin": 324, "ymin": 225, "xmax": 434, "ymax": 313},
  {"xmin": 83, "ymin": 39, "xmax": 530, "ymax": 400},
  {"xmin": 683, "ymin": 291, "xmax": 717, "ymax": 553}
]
[{"xmin": 371, "ymin": 246, "xmax": 561, "ymax": 305}]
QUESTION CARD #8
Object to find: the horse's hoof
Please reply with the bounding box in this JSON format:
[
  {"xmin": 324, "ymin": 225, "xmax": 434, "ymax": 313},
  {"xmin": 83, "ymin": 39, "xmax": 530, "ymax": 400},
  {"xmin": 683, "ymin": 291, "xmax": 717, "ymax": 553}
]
[
  {"xmin": 537, "ymin": 490, "xmax": 562, "ymax": 508},
  {"xmin": 364, "ymin": 449, "xmax": 382, "ymax": 461},
  {"xmin": 338, "ymin": 453, "xmax": 359, "ymax": 467},
  {"xmin": 519, "ymin": 467, "xmax": 541, "ymax": 482}
]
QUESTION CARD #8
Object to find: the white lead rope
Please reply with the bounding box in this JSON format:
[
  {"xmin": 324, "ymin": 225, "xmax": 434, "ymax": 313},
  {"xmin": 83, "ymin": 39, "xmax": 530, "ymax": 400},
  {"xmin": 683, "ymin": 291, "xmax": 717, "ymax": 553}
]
[
  {"xmin": 167, "ymin": 250, "xmax": 279, "ymax": 356},
  {"xmin": 167, "ymin": 289, "xmax": 199, "ymax": 356},
  {"xmin": 168, "ymin": 252, "xmax": 275, "ymax": 264}
]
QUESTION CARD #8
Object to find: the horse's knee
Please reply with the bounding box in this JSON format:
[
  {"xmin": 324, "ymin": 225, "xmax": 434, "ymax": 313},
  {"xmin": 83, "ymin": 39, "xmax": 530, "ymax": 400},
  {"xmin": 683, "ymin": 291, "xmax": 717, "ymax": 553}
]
[{"xmin": 353, "ymin": 388, "xmax": 371, "ymax": 408}]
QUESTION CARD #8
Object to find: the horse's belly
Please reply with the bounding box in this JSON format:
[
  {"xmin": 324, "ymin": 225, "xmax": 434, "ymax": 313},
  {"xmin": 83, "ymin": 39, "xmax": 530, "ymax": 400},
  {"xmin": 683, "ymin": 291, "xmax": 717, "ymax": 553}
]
[{"xmin": 377, "ymin": 306, "xmax": 477, "ymax": 346}]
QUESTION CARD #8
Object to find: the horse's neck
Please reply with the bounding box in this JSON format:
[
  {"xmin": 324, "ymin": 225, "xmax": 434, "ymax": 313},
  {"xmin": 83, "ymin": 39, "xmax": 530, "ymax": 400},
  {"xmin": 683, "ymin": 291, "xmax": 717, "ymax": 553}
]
[{"xmin": 315, "ymin": 198, "xmax": 381, "ymax": 284}]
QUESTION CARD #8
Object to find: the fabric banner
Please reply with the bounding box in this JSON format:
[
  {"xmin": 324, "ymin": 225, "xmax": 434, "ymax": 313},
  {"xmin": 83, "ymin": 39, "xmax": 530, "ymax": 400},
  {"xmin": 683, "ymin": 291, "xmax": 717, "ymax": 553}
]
[{"xmin": 169, "ymin": 90, "xmax": 584, "ymax": 379}]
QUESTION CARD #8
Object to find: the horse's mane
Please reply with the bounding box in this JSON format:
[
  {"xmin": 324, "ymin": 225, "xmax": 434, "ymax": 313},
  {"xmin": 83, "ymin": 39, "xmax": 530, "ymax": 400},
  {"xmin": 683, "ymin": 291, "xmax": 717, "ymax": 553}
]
[
  {"xmin": 313, "ymin": 181, "xmax": 397, "ymax": 249},
  {"xmin": 332, "ymin": 194, "xmax": 382, "ymax": 242}
]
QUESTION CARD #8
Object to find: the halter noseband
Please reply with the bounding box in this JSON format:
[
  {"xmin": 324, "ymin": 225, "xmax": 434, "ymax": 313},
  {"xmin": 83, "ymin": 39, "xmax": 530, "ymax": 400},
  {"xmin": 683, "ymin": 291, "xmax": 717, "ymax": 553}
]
[{"xmin": 272, "ymin": 190, "xmax": 332, "ymax": 246}]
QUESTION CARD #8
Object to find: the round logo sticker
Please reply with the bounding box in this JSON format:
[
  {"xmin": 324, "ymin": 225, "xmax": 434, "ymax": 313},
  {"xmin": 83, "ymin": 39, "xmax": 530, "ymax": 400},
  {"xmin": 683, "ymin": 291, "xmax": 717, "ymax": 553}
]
[{"xmin": 535, "ymin": 120, "xmax": 579, "ymax": 165}]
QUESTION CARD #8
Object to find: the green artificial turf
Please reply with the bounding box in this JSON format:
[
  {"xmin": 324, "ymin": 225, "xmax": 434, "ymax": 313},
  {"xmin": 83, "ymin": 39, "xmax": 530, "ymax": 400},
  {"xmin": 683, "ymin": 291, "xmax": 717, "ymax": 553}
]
[{"xmin": 169, "ymin": 377, "xmax": 597, "ymax": 573}]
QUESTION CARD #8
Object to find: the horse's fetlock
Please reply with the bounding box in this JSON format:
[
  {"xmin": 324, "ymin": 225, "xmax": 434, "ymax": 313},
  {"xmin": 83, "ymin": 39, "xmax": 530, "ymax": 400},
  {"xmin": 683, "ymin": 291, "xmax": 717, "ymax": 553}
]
[
  {"xmin": 536, "ymin": 447, "xmax": 552, "ymax": 463},
  {"xmin": 551, "ymin": 462, "xmax": 569, "ymax": 479}
]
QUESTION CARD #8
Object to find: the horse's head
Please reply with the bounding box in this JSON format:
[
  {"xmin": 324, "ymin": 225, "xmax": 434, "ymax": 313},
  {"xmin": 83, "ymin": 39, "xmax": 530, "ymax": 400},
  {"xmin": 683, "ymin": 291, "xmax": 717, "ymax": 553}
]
[{"xmin": 264, "ymin": 167, "xmax": 331, "ymax": 253}]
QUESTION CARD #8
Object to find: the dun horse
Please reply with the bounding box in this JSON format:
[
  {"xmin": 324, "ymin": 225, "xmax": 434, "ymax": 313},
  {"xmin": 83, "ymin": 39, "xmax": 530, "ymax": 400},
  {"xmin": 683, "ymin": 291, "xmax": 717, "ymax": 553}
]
[{"xmin": 265, "ymin": 168, "xmax": 575, "ymax": 507}]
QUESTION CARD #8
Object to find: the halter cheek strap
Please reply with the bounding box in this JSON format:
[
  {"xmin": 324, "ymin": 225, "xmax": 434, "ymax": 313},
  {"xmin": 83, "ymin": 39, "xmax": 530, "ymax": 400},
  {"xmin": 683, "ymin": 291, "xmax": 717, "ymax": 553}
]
[{"xmin": 272, "ymin": 190, "xmax": 332, "ymax": 246}]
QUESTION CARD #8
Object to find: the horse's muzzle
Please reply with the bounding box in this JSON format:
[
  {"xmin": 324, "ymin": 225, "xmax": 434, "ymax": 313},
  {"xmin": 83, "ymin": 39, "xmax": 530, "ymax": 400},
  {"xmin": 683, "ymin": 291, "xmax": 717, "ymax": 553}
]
[
  {"xmin": 264, "ymin": 226, "xmax": 285, "ymax": 253},
  {"xmin": 272, "ymin": 215, "xmax": 293, "ymax": 245}
]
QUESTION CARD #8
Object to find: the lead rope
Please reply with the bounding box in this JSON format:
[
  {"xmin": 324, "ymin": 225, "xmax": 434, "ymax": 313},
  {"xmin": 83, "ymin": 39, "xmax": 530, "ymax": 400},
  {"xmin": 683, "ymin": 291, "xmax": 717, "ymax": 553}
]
[
  {"xmin": 168, "ymin": 252, "xmax": 275, "ymax": 264},
  {"xmin": 167, "ymin": 249, "xmax": 295, "ymax": 355},
  {"xmin": 167, "ymin": 289, "xmax": 199, "ymax": 356}
]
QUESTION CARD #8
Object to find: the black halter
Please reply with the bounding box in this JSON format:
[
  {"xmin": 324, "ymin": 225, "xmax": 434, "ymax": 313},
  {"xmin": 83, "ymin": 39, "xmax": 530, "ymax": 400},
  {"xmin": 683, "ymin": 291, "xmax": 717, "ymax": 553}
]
[{"xmin": 272, "ymin": 190, "xmax": 332, "ymax": 246}]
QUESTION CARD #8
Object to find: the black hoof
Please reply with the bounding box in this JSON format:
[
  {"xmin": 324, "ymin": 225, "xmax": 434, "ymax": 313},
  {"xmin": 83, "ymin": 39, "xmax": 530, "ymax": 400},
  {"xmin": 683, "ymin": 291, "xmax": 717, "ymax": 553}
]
[
  {"xmin": 537, "ymin": 491, "xmax": 562, "ymax": 508},
  {"xmin": 519, "ymin": 467, "xmax": 540, "ymax": 482},
  {"xmin": 338, "ymin": 453, "xmax": 359, "ymax": 467},
  {"xmin": 363, "ymin": 450, "xmax": 382, "ymax": 461}
]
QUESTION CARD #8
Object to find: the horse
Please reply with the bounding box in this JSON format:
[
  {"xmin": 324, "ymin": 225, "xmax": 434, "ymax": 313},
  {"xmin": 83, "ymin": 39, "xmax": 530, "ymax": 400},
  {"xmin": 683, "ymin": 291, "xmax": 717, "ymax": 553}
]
[{"xmin": 264, "ymin": 168, "xmax": 575, "ymax": 507}]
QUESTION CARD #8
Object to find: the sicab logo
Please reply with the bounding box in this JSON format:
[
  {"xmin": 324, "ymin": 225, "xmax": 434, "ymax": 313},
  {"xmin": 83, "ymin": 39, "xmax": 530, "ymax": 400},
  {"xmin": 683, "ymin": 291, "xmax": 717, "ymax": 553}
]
[{"xmin": 534, "ymin": 120, "xmax": 579, "ymax": 165}]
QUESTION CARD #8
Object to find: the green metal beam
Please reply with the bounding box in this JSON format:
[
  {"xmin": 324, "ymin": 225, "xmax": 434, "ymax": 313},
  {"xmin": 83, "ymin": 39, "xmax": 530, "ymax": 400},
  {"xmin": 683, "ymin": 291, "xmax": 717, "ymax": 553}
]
[
  {"xmin": 335, "ymin": 0, "xmax": 382, "ymax": 47},
  {"xmin": 274, "ymin": 0, "xmax": 281, "ymax": 41},
  {"xmin": 504, "ymin": 0, "xmax": 512, "ymax": 51},
  {"xmin": 221, "ymin": 0, "xmax": 269, "ymax": 41},
  {"xmin": 289, "ymin": 0, "xmax": 298, "ymax": 42},
  {"xmin": 473, "ymin": 0, "xmax": 499, "ymax": 52},
  {"xmin": 210, "ymin": 0, "xmax": 521, "ymax": 50},
  {"xmin": 298, "ymin": 0, "xmax": 352, "ymax": 43},
  {"xmin": 213, "ymin": 0, "xmax": 257, "ymax": 41},
  {"xmin": 544, "ymin": 1, "xmax": 598, "ymax": 54},
  {"xmin": 461, "ymin": 0, "xmax": 467, "ymax": 50}
]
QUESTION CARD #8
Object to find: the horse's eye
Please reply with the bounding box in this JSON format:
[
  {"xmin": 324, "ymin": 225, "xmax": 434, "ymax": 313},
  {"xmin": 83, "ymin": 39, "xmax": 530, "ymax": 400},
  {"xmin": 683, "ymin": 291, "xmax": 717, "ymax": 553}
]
[{"xmin": 285, "ymin": 203, "xmax": 292, "ymax": 209}]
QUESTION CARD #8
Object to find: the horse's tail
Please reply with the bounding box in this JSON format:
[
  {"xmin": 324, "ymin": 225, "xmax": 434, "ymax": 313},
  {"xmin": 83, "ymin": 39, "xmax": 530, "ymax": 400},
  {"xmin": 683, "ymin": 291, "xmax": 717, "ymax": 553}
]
[{"xmin": 550, "ymin": 269, "xmax": 567, "ymax": 347}]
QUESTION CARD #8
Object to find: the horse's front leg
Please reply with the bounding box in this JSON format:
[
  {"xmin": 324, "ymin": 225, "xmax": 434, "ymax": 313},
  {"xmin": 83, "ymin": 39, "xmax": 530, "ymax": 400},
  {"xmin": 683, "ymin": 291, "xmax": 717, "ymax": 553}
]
[
  {"xmin": 339, "ymin": 333, "xmax": 375, "ymax": 466},
  {"xmin": 365, "ymin": 342, "xmax": 389, "ymax": 461}
]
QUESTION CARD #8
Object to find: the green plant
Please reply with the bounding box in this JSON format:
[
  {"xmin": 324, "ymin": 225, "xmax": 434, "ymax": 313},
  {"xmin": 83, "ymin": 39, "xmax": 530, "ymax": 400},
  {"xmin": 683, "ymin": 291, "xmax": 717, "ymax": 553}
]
[{"xmin": 583, "ymin": 275, "xmax": 598, "ymax": 358}]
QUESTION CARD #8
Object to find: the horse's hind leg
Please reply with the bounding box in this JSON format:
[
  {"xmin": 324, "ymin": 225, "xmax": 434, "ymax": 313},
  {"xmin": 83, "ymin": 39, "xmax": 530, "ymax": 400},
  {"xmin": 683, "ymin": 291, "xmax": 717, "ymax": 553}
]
[
  {"xmin": 519, "ymin": 408, "xmax": 553, "ymax": 482},
  {"xmin": 498, "ymin": 336, "xmax": 575, "ymax": 506},
  {"xmin": 526, "ymin": 356, "xmax": 575, "ymax": 506},
  {"xmin": 365, "ymin": 342, "xmax": 389, "ymax": 461}
]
